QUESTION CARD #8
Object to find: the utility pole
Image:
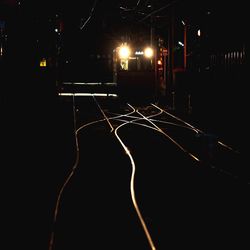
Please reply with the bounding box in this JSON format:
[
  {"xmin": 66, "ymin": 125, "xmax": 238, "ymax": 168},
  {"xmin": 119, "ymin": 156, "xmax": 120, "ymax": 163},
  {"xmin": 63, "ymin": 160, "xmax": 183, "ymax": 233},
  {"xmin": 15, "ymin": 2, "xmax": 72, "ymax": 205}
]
[
  {"xmin": 167, "ymin": 5, "xmax": 175, "ymax": 106},
  {"xmin": 149, "ymin": 0, "xmax": 158, "ymax": 102},
  {"xmin": 150, "ymin": 1, "xmax": 154, "ymax": 47},
  {"xmin": 183, "ymin": 22, "xmax": 187, "ymax": 70}
]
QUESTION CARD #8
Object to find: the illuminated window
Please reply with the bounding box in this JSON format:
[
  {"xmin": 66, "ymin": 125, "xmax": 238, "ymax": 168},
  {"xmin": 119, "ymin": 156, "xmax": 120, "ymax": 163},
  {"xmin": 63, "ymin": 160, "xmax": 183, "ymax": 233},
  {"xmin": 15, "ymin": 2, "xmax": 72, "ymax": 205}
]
[{"xmin": 40, "ymin": 58, "xmax": 47, "ymax": 67}]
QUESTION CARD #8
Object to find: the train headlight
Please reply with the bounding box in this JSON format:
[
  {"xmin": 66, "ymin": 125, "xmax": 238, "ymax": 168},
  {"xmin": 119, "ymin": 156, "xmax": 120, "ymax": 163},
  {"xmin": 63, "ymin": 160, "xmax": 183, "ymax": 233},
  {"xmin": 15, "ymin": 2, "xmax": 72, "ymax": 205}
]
[
  {"xmin": 118, "ymin": 45, "xmax": 131, "ymax": 59},
  {"xmin": 144, "ymin": 47, "xmax": 154, "ymax": 58}
]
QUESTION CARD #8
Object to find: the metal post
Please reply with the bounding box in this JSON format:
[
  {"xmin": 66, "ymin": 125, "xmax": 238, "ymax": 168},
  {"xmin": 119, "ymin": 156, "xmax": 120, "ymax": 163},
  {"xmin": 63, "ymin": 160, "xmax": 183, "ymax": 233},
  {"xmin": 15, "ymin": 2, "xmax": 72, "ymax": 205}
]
[
  {"xmin": 188, "ymin": 94, "xmax": 192, "ymax": 114},
  {"xmin": 167, "ymin": 6, "xmax": 175, "ymax": 99},
  {"xmin": 172, "ymin": 91, "xmax": 175, "ymax": 110},
  {"xmin": 163, "ymin": 52, "xmax": 167, "ymax": 90},
  {"xmin": 150, "ymin": 0, "xmax": 155, "ymax": 47},
  {"xmin": 150, "ymin": 0, "xmax": 158, "ymax": 101},
  {"xmin": 154, "ymin": 47, "xmax": 158, "ymax": 101},
  {"xmin": 184, "ymin": 24, "xmax": 187, "ymax": 70}
]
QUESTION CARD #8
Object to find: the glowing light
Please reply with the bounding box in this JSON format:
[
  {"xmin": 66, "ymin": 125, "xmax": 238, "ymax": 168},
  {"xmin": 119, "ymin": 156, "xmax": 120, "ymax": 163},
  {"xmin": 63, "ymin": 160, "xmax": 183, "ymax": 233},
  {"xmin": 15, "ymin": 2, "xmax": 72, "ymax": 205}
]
[
  {"xmin": 197, "ymin": 29, "xmax": 201, "ymax": 37},
  {"xmin": 58, "ymin": 93, "xmax": 118, "ymax": 97},
  {"xmin": 178, "ymin": 41, "xmax": 184, "ymax": 47},
  {"xmin": 144, "ymin": 47, "xmax": 153, "ymax": 58},
  {"xmin": 118, "ymin": 45, "xmax": 131, "ymax": 59},
  {"xmin": 135, "ymin": 51, "xmax": 144, "ymax": 55},
  {"xmin": 40, "ymin": 58, "xmax": 46, "ymax": 67},
  {"xmin": 157, "ymin": 60, "xmax": 162, "ymax": 65}
]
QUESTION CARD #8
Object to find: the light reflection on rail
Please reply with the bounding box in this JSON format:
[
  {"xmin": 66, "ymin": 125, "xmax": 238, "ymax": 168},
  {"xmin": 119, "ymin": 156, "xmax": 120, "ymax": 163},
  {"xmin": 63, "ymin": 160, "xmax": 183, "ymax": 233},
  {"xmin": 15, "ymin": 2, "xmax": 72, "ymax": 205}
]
[{"xmin": 49, "ymin": 97, "xmax": 244, "ymax": 250}]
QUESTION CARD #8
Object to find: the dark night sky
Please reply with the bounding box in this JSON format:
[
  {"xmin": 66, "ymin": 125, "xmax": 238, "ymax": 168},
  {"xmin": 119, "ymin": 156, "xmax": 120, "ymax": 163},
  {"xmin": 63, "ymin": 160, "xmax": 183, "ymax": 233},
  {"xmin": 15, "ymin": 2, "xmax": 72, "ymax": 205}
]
[
  {"xmin": 0, "ymin": 0, "xmax": 247, "ymax": 60},
  {"xmin": 1, "ymin": 0, "xmax": 247, "ymax": 36}
]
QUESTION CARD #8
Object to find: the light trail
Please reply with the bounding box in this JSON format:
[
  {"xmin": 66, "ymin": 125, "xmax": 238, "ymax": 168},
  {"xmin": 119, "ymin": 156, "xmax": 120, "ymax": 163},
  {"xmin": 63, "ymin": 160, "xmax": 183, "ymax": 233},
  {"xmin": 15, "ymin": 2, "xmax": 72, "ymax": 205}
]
[
  {"xmin": 133, "ymin": 105, "xmax": 200, "ymax": 162},
  {"xmin": 58, "ymin": 93, "xmax": 118, "ymax": 97},
  {"xmin": 151, "ymin": 103, "xmax": 240, "ymax": 154},
  {"xmin": 77, "ymin": 100, "xmax": 160, "ymax": 249},
  {"xmin": 103, "ymin": 102, "xmax": 162, "ymax": 249},
  {"xmin": 48, "ymin": 134, "xmax": 80, "ymax": 250},
  {"xmin": 92, "ymin": 95, "xmax": 114, "ymax": 132},
  {"xmin": 148, "ymin": 118, "xmax": 196, "ymax": 131},
  {"xmin": 49, "ymin": 100, "xmax": 138, "ymax": 250},
  {"xmin": 49, "ymin": 98, "xmax": 243, "ymax": 250},
  {"xmin": 112, "ymin": 118, "xmax": 160, "ymax": 131},
  {"xmin": 149, "ymin": 104, "xmax": 243, "ymax": 181},
  {"xmin": 110, "ymin": 104, "xmax": 198, "ymax": 134},
  {"xmin": 114, "ymin": 104, "xmax": 157, "ymax": 250},
  {"xmin": 151, "ymin": 103, "xmax": 200, "ymax": 133}
]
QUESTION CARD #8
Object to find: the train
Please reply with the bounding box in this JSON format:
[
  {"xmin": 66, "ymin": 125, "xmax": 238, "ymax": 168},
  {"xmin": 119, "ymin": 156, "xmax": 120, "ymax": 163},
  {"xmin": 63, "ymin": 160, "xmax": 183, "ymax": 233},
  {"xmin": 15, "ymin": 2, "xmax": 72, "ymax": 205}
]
[{"xmin": 112, "ymin": 40, "xmax": 165, "ymax": 101}]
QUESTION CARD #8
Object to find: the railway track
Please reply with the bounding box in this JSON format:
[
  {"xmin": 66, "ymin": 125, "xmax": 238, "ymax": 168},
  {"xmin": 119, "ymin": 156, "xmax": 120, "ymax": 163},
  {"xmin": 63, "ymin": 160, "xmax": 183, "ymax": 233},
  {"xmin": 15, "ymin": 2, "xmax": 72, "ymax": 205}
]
[{"xmin": 49, "ymin": 95, "xmax": 249, "ymax": 250}]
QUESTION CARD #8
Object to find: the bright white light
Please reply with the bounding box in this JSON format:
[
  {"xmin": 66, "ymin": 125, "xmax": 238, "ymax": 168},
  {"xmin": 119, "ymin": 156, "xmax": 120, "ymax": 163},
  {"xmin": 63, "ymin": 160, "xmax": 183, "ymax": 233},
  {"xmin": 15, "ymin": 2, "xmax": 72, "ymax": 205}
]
[
  {"xmin": 135, "ymin": 51, "xmax": 144, "ymax": 55},
  {"xmin": 62, "ymin": 82, "xmax": 117, "ymax": 86},
  {"xmin": 58, "ymin": 93, "xmax": 118, "ymax": 97},
  {"xmin": 118, "ymin": 45, "xmax": 131, "ymax": 59},
  {"xmin": 71, "ymin": 82, "xmax": 102, "ymax": 85},
  {"xmin": 144, "ymin": 47, "xmax": 153, "ymax": 58},
  {"xmin": 178, "ymin": 41, "xmax": 184, "ymax": 47},
  {"xmin": 197, "ymin": 29, "xmax": 201, "ymax": 37}
]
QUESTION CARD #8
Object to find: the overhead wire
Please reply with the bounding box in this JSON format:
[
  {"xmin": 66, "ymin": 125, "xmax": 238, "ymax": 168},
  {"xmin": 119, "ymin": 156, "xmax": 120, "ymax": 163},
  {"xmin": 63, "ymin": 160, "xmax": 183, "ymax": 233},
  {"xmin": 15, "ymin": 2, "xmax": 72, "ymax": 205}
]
[
  {"xmin": 80, "ymin": 0, "xmax": 99, "ymax": 30},
  {"xmin": 139, "ymin": 0, "xmax": 179, "ymax": 22}
]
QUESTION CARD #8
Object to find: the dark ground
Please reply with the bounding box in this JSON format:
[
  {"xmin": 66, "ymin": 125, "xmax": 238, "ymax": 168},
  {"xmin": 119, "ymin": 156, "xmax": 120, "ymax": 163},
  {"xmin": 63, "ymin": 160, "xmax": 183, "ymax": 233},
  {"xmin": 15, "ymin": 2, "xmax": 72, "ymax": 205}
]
[{"xmin": 2, "ymin": 62, "xmax": 249, "ymax": 249}]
